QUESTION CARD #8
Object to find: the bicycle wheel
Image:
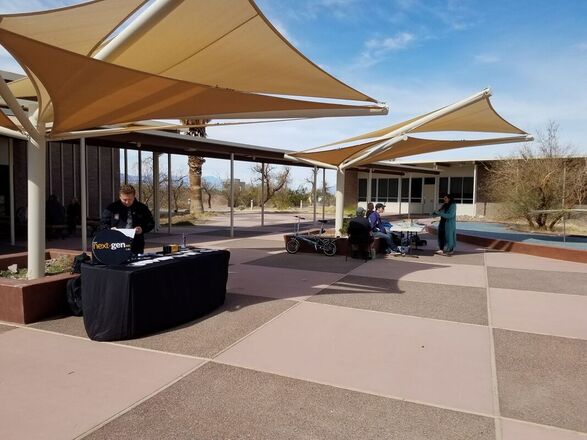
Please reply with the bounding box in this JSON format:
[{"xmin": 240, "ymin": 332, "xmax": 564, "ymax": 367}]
[
  {"xmin": 322, "ymin": 240, "xmax": 337, "ymax": 256},
  {"xmin": 286, "ymin": 238, "xmax": 300, "ymax": 254}
]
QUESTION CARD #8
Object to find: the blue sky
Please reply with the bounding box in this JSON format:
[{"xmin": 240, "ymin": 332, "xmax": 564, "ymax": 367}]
[{"xmin": 1, "ymin": 0, "xmax": 586, "ymax": 187}]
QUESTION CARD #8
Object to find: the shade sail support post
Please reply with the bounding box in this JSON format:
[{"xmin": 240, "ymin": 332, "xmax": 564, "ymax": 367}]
[
  {"xmin": 284, "ymin": 154, "xmax": 337, "ymax": 170},
  {"xmin": 260, "ymin": 162, "xmax": 265, "ymax": 227},
  {"xmin": 366, "ymin": 168, "xmax": 372, "ymax": 204},
  {"xmin": 230, "ymin": 153, "xmax": 234, "ymax": 238},
  {"xmin": 153, "ymin": 152, "xmax": 160, "ymax": 231},
  {"xmin": 312, "ymin": 166, "xmax": 317, "ymax": 224},
  {"xmin": 322, "ymin": 168, "xmax": 326, "ymax": 221},
  {"xmin": 335, "ymin": 168, "xmax": 345, "ymax": 237},
  {"xmin": 93, "ymin": 0, "xmax": 184, "ymax": 62},
  {"xmin": 340, "ymin": 135, "xmax": 407, "ymax": 170},
  {"xmin": 80, "ymin": 138, "xmax": 88, "ymax": 252},
  {"xmin": 0, "ymin": 73, "xmax": 41, "ymax": 143}
]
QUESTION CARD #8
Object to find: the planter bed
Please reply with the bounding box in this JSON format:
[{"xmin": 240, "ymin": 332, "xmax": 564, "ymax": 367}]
[{"xmin": 0, "ymin": 249, "xmax": 80, "ymax": 324}]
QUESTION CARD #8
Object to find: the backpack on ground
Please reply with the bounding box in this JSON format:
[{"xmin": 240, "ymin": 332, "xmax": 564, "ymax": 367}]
[{"xmin": 66, "ymin": 252, "xmax": 90, "ymax": 316}]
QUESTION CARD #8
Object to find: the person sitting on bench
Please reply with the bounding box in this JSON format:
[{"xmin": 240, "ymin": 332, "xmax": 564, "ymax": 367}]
[{"xmin": 367, "ymin": 203, "xmax": 401, "ymax": 255}]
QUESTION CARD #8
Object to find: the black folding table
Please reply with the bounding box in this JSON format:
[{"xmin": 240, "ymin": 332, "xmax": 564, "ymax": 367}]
[{"xmin": 81, "ymin": 249, "xmax": 230, "ymax": 341}]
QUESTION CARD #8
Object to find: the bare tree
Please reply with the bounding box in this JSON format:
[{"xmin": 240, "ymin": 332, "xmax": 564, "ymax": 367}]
[
  {"xmin": 171, "ymin": 175, "xmax": 188, "ymax": 212},
  {"xmin": 484, "ymin": 121, "xmax": 587, "ymax": 230},
  {"xmin": 252, "ymin": 164, "xmax": 290, "ymax": 205},
  {"xmin": 201, "ymin": 177, "xmax": 219, "ymax": 209}
]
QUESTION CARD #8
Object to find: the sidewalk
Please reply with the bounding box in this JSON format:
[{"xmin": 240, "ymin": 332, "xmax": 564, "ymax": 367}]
[{"xmin": 1, "ymin": 216, "xmax": 586, "ymax": 439}]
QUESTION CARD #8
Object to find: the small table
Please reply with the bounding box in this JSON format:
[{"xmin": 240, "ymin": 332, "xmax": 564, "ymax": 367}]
[
  {"xmin": 81, "ymin": 249, "xmax": 230, "ymax": 341},
  {"xmin": 386, "ymin": 222, "xmax": 426, "ymax": 256}
]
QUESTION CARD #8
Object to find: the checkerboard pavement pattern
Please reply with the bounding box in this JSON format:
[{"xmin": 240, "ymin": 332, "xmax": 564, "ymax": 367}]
[{"xmin": 1, "ymin": 234, "xmax": 586, "ymax": 439}]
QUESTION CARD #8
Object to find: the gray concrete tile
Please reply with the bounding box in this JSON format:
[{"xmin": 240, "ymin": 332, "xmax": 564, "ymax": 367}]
[
  {"xmin": 30, "ymin": 315, "xmax": 88, "ymax": 338},
  {"xmin": 410, "ymin": 249, "xmax": 485, "ymax": 265},
  {"xmin": 0, "ymin": 328, "xmax": 202, "ymax": 440},
  {"xmin": 245, "ymin": 252, "xmax": 365, "ymax": 274},
  {"xmin": 0, "ymin": 323, "xmax": 17, "ymax": 333},
  {"xmin": 220, "ymin": 238, "xmax": 287, "ymax": 250},
  {"xmin": 487, "ymin": 267, "xmax": 587, "ymax": 296},
  {"xmin": 119, "ymin": 294, "xmax": 296, "ymax": 358},
  {"xmin": 84, "ymin": 362, "xmax": 495, "ymax": 440},
  {"xmin": 494, "ymin": 329, "xmax": 587, "ymax": 433},
  {"xmin": 309, "ymin": 275, "xmax": 488, "ymax": 325}
]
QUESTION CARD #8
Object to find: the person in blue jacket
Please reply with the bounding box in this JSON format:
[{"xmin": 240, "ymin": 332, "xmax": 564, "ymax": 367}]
[{"xmin": 432, "ymin": 193, "xmax": 457, "ymax": 255}]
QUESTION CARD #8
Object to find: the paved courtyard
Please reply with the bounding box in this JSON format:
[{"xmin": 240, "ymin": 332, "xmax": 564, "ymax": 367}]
[{"xmin": 1, "ymin": 214, "xmax": 586, "ymax": 439}]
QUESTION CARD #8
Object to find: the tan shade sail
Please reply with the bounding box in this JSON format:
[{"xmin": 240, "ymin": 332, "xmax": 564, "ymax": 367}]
[
  {"xmin": 290, "ymin": 135, "xmax": 530, "ymax": 168},
  {"xmin": 324, "ymin": 91, "xmax": 526, "ymax": 147},
  {"xmin": 1, "ymin": 0, "xmax": 147, "ymax": 99},
  {"xmin": 351, "ymin": 136, "xmax": 531, "ymax": 166},
  {"xmin": 2, "ymin": 0, "xmax": 376, "ymax": 104},
  {"xmin": 0, "ymin": 29, "xmax": 384, "ymax": 135}
]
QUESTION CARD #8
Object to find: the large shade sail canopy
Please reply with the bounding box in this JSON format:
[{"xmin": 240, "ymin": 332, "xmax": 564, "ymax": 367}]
[
  {"xmin": 3, "ymin": 0, "xmax": 378, "ymax": 105},
  {"xmin": 0, "ymin": 29, "xmax": 383, "ymax": 135},
  {"xmin": 287, "ymin": 89, "xmax": 532, "ymax": 169}
]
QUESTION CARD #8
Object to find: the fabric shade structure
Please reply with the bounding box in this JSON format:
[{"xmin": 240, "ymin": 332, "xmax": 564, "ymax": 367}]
[
  {"xmin": 3, "ymin": 0, "xmax": 379, "ymax": 105},
  {"xmin": 285, "ymin": 89, "xmax": 532, "ymax": 235},
  {"xmin": 0, "ymin": 29, "xmax": 384, "ymax": 136},
  {"xmin": 287, "ymin": 89, "xmax": 532, "ymax": 170},
  {"xmin": 0, "ymin": 0, "xmax": 387, "ymax": 279}
]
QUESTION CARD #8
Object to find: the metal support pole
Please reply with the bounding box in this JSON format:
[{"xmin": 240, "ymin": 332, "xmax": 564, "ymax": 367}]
[
  {"xmin": 398, "ymin": 178, "xmax": 402, "ymax": 215},
  {"xmin": 153, "ymin": 153, "xmax": 160, "ymax": 231},
  {"xmin": 562, "ymin": 164, "xmax": 567, "ymax": 243},
  {"xmin": 8, "ymin": 138, "xmax": 15, "ymax": 246},
  {"xmin": 472, "ymin": 163, "xmax": 478, "ymax": 217},
  {"xmin": 124, "ymin": 148, "xmax": 128, "ymax": 184},
  {"xmin": 312, "ymin": 166, "xmax": 317, "ymax": 223},
  {"xmin": 137, "ymin": 145, "xmax": 142, "ymax": 200},
  {"xmin": 230, "ymin": 153, "xmax": 234, "ymax": 238},
  {"xmin": 335, "ymin": 168, "xmax": 345, "ymax": 236},
  {"xmin": 366, "ymin": 168, "xmax": 373, "ymax": 204},
  {"xmin": 322, "ymin": 168, "xmax": 326, "ymax": 220},
  {"xmin": 80, "ymin": 138, "xmax": 88, "ymax": 252},
  {"xmin": 167, "ymin": 153, "xmax": 172, "ymax": 234},
  {"xmin": 260, "ymin": 162, "xmax": 265, "ymax": 226},
  {"xmin": 408, "ymin": 175, "xmax": 412, "ymax": 219},
  {"xmin": 27, "ymin": 124, "xmax": 46, "ymax": 279}
]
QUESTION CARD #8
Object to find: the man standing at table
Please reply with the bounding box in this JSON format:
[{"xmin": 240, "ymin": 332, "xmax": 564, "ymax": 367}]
[{"xmin": 100, "ymin": 184, "xmax": 155, "ymax": 254}]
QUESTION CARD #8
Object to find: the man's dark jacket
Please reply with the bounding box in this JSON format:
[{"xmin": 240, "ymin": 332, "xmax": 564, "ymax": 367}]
[
  {"xmin": 347, "ymin": 216, "xmax": 373, "ymax": 244},
  {"xmin": 100, "ymin": 200, "xmax": 155, "ymax": 254}
]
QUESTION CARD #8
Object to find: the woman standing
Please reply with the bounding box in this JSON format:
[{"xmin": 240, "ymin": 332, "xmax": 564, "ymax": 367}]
[{"xmin": 432, "ymin": 194, "xmax": 457, "ymax": 255}]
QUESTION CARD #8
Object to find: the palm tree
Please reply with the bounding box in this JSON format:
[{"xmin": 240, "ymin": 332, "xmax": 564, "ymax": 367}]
[{"xmin": 181, "ymin": 118, "xmax": 210, "ymax": 214}]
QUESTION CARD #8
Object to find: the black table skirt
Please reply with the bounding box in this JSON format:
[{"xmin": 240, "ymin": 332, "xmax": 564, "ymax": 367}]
[{"xmin": 81, "ymin": 250, "xmax": 230, "ymax": 341}]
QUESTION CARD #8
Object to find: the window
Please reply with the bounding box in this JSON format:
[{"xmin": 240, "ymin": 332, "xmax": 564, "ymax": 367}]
[
  {"xmin": 438, "ymin": 177, "xmax": 448, "ymax": 203},
  {"xmin": 371, "ymin": 179, "xmax": 377, "ymax": 202},
  {"xmin": 410, "ymin": 178, "xmax": 422, "ymax": 203},
  {"xmin": 377, "ymin": 178, "xmax": 389, "ymax": 201},
  {"xmin": 451, "ymin": 177, "xmax": 463, "ymax": 203},
  {"xmin": 358, "ymin": 178, "xmax": 367, "ymax": 202},
  {"xmin": 401, "ymin": 178, "xmax": 409, "ymax": 202},
  {"xmin": 424, "ymin": 177, "xmax": 435, "ymax": 185},
  {"xmin": 462, "ymin": 177, "xmax": 474, "ymax": 204},
  {"xmin": 388, "ymin": 178, "xmax": 399, "ymax": 202}
]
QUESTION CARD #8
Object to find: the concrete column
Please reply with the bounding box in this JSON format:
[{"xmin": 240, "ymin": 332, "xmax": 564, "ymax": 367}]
[
  {"xmin": 27, "ymin": 127, "xmax": 47, "ymax": 279},
  {"xmin": 335, "ymin": 168, "xmax": 345, "ymax": 236},
  {"xmin": 80, "ymin": 138, "xmax": 88, "ymax": 252},
  {"xmin": 8, "ymin": 138, "xmax": 15, "ymax": 246}
]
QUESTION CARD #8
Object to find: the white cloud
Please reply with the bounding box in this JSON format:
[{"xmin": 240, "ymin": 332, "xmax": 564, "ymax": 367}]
[{"xmin": 355, "ymin": 32, "xmax": 415, "ymax": 68}]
